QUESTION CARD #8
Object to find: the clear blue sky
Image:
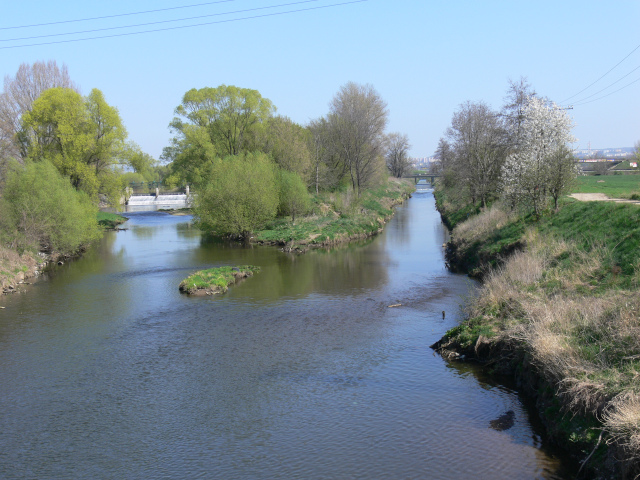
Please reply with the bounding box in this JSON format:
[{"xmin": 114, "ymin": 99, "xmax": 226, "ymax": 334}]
[{"xmin": 2, "ymin": 0, "xmax": 639, "ymax": 160}]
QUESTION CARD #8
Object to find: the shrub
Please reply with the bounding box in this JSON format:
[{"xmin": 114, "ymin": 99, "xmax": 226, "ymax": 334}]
[
  {"xmin": 194, "ymin": 152, "xmax": 279, "ymax": 238},
  {"xmin": 0, "ymin": 159, "xmax": 101, "ymax": 255}
]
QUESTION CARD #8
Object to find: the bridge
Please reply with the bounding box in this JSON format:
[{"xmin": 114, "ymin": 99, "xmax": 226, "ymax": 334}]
[{"xmin": 404, "ymin": 173, "xmax": 441, "ymax": 184}]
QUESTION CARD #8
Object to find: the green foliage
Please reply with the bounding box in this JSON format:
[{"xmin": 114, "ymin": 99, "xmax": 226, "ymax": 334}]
[
  {"xmin": 0, "ymin": 160, "xmax": 101, "ymax": 255},
  {"xmin": 276, "ymin": 169, "xmax": 311, "ymax": 222},
  {"xmin": 97, "ymin": 212, "xmax": 127, "ymax": 229},
  {"xmin": 259, "ymin": 116, "xmax": 312, "ymax": 183},
  {"xmin": 179, "ymin": 265, "xmax": 260, "ymax": 294},
  {"xmin": 20, "ymin": 87, "xmax": 127, "ymax": 199},
  {"xmin": 122, "ymin": 142, "xmax": 159, "ymax": 183},
  {"xmin": 194, "ymin": 152, "xmax": 279, "ymax": 238}
]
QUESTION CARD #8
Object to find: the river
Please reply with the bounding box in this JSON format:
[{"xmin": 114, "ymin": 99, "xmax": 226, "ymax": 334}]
[{"xmin": 0, "ymin": 188, "xmax": 576, "ymax": 479}]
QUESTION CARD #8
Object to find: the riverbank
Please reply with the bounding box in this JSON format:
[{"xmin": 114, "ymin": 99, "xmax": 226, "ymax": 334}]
[
  {"xmin": 433, "ymin": 191, "xmax": 640, "ymax": 478},
  {"xmin": 1, "ymin": 212, "xmax": 127, "ymax": 295},
  {"xmin": 253, "ymin": 177, "xmax": 414, "ymax": 251}
]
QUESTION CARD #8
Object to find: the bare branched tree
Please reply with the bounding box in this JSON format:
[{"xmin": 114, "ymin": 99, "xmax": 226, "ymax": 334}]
[
  {"xmin": 446, "ymin": 101, "xmax": 507, "ymax": 207},
  {"xmin": 385, "ymin": 132, "xmax": 411, "ymax": 178},
  {"xmin": 327, "ymin": 82, "xmax": 388, "ymax": 195}
]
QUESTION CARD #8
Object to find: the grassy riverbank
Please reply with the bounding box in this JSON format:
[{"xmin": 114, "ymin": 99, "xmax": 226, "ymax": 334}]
[
  {"xmin": 179, "ymin": 265, "xmax": 260, "ymax": 295},
  {"xmin": 253, "ymin": 177, "xmax": 414, "ymax": 249},
  {"xmin": 434, "ymin": 186, "xmax": 640, "ymax": 477}
]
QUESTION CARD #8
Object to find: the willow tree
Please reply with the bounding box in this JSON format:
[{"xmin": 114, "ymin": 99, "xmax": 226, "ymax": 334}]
[{"xmin": 20, "ymin": 87, "xmax": 127, "ymax": 198}]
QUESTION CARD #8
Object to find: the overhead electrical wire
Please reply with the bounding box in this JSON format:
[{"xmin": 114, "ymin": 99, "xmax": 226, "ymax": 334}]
[
  {"xmin": 572, "ymin": 76, "xmax": 640, "ymax": 107},
  {"xmin": 0, "ymin": 0, "xmax": 367, "ymax": 50},
  {"xmin": 568, "ymin": 64, "xmax": 640, "ymax": 105},
  {"xmin": 0, "ymin": 0, "xmax": 324, "ymax": 42},
  {"xmin": 560, "ymin": 42, "xmax": 640, "ymax": 105},
  {"xmin": 0, "ymin": 0, "xmax": 236, "ymax": 30}
]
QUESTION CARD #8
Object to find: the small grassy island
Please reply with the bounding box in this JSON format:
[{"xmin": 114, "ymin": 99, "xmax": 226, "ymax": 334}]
[{"xmin": 179, "ymin": 265, "xmax": 260, "ymax": 296}]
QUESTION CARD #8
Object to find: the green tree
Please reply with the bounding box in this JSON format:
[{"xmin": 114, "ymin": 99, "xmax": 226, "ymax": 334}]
[
  {"xmin": 277, "ymin": 169, "xmax": 311, "ymax": 223},
  {"xmin": 195, "ymin": 152, "xmax": 279, "ymax": 238},
  {"xmin": 0, "ymin": 60, "xmax": 78, "ymax": 165},
  {"xmin": 170, "ymin": 84, "xmax": 275, "ymax": 155},
  {"xmin": 0, "ymin": 159, "xmax": 101, "ymax": 254},
  {"xmin": 19, "ymin": 87, "xmax": 127, "ymax": 198},
  {"xmin": 162, "ymin": 123, "xmax": 217, "ymax": 187},
  {"xmin": 122, "ymin": 141, "xmax": 159, "ymax": 182},
  {"xmin": 259, "ymin": 115, "xmax": 312, "ymax": 183}
]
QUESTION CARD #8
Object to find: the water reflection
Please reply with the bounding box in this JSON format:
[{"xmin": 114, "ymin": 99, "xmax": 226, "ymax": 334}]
[{"xmin": 0, "ymin": 197, "xmax": 576, "ymax": 479}]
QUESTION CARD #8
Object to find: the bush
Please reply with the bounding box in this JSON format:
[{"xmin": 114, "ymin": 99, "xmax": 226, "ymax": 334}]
[
  {"xmin": 277, "ymin": 169, "xmax": 310, "ymax": 223},
  {"xmin": 0, "ymin": 160, "xmax": 101, "ymax": 255},
  {"xmin": 194, "ymin": 152, "xmax": 279, "ymax": 238}
]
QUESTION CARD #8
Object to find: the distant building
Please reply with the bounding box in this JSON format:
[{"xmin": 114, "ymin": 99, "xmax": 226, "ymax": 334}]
[{"xmin": 573, "ymin": 146, "xmax": 634, "ymax": 160}]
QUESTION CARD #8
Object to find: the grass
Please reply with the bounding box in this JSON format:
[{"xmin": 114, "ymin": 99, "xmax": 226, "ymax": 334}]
[
  {"xmin": 573, "ymin": 175, "xmax": 640, "ymax": 198},
  {"xmin": 179, "ymin": 265, "xmax": 260, "ymax": 295},
  {"xmin": 97, "ymin": 211, "xmax": 128, "ymax": 229}
]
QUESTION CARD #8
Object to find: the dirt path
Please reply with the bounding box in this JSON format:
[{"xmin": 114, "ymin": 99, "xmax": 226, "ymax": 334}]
[{"xmin": 569, "ymin": 193, "xmax": 640, "ymax": 204}]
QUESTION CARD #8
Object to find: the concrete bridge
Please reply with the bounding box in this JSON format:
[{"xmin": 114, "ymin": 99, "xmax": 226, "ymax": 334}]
[{"xmin": 404, "ymin": 173, "xmax": 441, "ymax": 184}]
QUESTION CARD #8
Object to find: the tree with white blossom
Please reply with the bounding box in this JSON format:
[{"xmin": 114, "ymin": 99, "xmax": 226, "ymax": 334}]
[{"xmin": 501, "ymin": 96, "xmax": 576, "ymax": 215}]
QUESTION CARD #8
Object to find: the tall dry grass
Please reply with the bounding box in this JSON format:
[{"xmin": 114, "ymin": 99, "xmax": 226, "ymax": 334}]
[
  {"xmin": 465, "ymin": 229, "xmax": 640, "ymax": 459},
  {"xmin": 453, "ymin": 203, "xmax": 518, "ymax": 244}
]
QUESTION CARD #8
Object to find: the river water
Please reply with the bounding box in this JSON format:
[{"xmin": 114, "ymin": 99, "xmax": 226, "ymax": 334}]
[{"xmin": 0, "ymin": 188, "xmax": 576, "ymax": 479}]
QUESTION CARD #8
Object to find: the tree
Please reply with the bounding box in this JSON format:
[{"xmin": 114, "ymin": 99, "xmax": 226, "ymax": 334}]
[
  {"xmin": 0, "ymin": 159, "xmax": 100, "ymax": 254},
  {"xmin": 446, "ymin": 101, "xmax": 507, "ymax": 207},
  {"xmin": 122, "ymin": 142, "xmax": 159, "ymax": 182},
  {"xmin": 326, "ymin": 82, "xmax": 388, "ymax": 195},
  {"xmin": 547, "ymin": 145, "xmax": 579, "ymax": 211},
  {"xmin": 277, "ymin": 169, "xmax": 311, "ymax": 223},
  {"xmin": 502, "ymin": 76, "xmax": 536, "ymax": 150},
  {"xmin": 259, "ymin": 115, "xmax": 312, "ymax": 183},
  {"xmin": 385, "ymin": 132, "xmax": 411, "ymax": 178},
  {"xmin": 308, "ymin": 116, "xmax": 349, "ymax": 193},
  {"xmin": 501, "ymin": 97, "xmax": 576, "ymax": 215},
  {"xmin": 0, "ymin": 61, "xmax": 78, "ymax": 164},
  {"xmin": 20, "ymin": 87, "xmax": 127, "ymax": 198},
  {"xmin": 162, "ymin": 123, "xmax": 217, "ymax": 187},
  {"xmin": 194, "ymin": 152, "xmax": 279, "ymax": 239},
  {"xmin": 171, "ymin": 85, "xmax": 275, "ymax": 156}
]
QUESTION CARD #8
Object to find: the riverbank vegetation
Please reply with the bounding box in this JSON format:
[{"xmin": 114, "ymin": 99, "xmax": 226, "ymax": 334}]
[
  {"xmin": 179, "ymin": 265, "xmax": 260, "ymax": 295},
  {"xmin": 432, "ymin": 78, "xmax": 640, "ymax": 477},
  {"xmin": 163, "ymin": 82, "xmax": 413, "ymax": 243},
  {"xmin": 1, "ymin": 61, "xmax": 413, "ymax": 293}
]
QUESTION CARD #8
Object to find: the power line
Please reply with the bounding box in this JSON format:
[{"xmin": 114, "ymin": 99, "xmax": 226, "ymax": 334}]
[
  {"xmin": 560, "ymin": 42, "xmax": 640, "ymax": 104},
  {"xmin": 568, "ymin": 64, "xmax": 640, "ymax": 105},
  {"xmin": 0, "ymin": 0, "xmax": 367, "ymax": 50},
  {"xmin": 572, "ymin": 75, "xmax": 640, "ymax": 107},
  {"xmin": 0, "ymin": 1, "xmax": 236, "ymax": 30},
  {"xmin": 0, "ymin": 0, "xmax": 323, "ymax": 42}
]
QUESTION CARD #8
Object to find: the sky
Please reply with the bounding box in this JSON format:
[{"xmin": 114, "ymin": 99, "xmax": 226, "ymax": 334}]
[{"xmin": 1, "ymin": 0, "xmax": 639, "ymax": 160}]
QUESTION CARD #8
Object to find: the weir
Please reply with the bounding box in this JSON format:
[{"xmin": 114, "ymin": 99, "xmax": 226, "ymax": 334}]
[{"xmin": 126, "ymin": 193, "xmax": 192, "ymax": 210}]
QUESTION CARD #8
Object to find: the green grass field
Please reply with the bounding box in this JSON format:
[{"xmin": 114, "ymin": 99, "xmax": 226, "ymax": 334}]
[{"xmin": 572, "ymin": 175, "xmax": 640, "ymax": 198}]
